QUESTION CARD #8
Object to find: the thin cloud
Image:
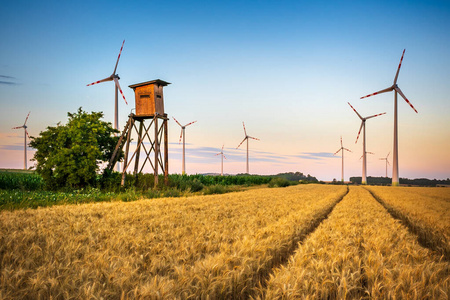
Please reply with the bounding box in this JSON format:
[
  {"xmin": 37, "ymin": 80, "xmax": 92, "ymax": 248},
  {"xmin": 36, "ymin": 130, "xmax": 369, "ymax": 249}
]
[
  {"xmin": 0, "ymin": 75, "xmax": 18, "ymax": 85},
  {"xmin": 298, "ymin": 152, "xmax": 338, "ymax": 160}
]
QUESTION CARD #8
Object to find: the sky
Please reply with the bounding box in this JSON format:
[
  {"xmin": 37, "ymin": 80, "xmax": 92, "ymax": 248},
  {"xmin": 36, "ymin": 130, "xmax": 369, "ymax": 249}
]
[{"xmin": 1, "ymin": 0, "xmax": 449, "ymax": 181}]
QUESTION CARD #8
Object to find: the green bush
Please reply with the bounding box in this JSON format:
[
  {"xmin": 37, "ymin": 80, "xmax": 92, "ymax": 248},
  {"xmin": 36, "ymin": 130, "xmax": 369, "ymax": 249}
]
[
  {"xmin": 268, "ymin": 177, "xmax": 292, "ymax": 188},
  {"xmin": 203, "ymin": 184, "xmax": 227, "ymax": 195},
  {"xmin": 189, "ymin": 179, "xmax": 204, "ymax": 192}
]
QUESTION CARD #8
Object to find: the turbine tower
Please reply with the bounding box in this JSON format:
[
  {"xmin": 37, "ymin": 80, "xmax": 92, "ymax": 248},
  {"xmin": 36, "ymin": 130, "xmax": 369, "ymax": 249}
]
[
  {"xmin": 173, "ymin": 117, "xmax": 197, "ymax": 175},
  {"xmin": 380, "ymin": 152, "xmax": 390, "ymax": 178},
  {"xmin": 348, "ymin": 102, "xmax": 385, "ymax": 185},
  {"xmin": 215, "ymin": 145, "xmax": 227, "ymax": 176},
  {"xmin": 334, "ymin": 136, "xmax": 351, "ymax": 183},
  {"xmin": 237, "ymin": 122, "xmax": 259, "ymax": 174},
  {"xmin": 87, "ymin": 40, "xmax": 128, "ymax": 171},
  {"xmin": 12, "ymin": 112, "xmax": 31, "ymax": 170},
  {"xmin": 361, "ymin": 49, "xmax": 418, "ymax": 186}
]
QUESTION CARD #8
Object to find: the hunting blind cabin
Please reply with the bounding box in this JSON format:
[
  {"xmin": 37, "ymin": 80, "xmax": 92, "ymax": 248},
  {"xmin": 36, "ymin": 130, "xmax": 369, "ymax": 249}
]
[{"xmin": 107, "ymin": 79, "xmax": 170, "ymax": 187}]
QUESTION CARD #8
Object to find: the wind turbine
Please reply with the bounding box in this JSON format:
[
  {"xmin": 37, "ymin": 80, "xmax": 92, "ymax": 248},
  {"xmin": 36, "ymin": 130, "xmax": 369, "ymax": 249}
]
[
  {"xmin": 359, "ymin": 151, "xmax": 374, "ymax": 160},
  {"xmin": 237, "ymin": 122, "xmax": 259, "ymax": 174},
  {"xmin": 173, "ymin": 117, "xmax": 197, "ymax": 175},
  {"xmin": 215, "ymin": 145, "xmax": 227, "ymax": 176},
  {"xmin": 87, "ymin": 40, "xmax": 128, "ymax": 171},
  {"xmin": 380, "ymin": 152, "xmax": 390, "ymax": 178},
  {"xmin": 361, "ymin": 49, "xmax": 418, "ymax": 186},
  {"xmin": 348, "ymin": 102, "xmax": 385, "ymax": 185},
  {"xmin": 12, "ymin": 112, "xmax": 31, "ymax": 170},
  {"xmin": 334, "ymin": 136, "xmax": 351, "ymax": 183}
]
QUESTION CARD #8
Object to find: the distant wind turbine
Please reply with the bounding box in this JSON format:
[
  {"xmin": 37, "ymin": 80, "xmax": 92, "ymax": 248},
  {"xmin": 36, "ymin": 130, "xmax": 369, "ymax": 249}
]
[
  {"xmin": 237, "ymin": 122, "xmax": 259, "ymax": 174},
  {"xmin": 87, "ymin": 40, "xmax": 128, "ymax": 171},
  {"xmin": 348, "ymin": 102, "xmax": 385, "ymax": 185},
  {"xmin": 380, "ymin": 152, "xmax": 391, "ymax": 178},
  {"xmin": 173, "ymin": 117, "xmax": 197, "ymax": 175},
  {"xmin": 334, "ymin": 136, "xmax": 351, "ymax": 182},
  {"xmin": 359, "ymin": 151, "xmax": 374, "ymax": 160},
  {"xmin": 12, "ymin": 111, "xmax": 31, "ymax": 170},
  {"xmin": 215, "ymin": 145, "xmax": 227, "ymax": 176},
  {"xmin": 361, "ymin": 49, "xmax": 418, "ymax": 186}
]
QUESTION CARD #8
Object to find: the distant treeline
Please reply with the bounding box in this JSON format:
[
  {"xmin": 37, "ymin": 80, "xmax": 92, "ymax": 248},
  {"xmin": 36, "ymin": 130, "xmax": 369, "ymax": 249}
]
[
  {"xmin": 349, "ymin": 176, "xmax": 450, "ymax": 187},
  {"xmin": 273, "ymin": 172, "xmax": 319, "ymax": 183}
]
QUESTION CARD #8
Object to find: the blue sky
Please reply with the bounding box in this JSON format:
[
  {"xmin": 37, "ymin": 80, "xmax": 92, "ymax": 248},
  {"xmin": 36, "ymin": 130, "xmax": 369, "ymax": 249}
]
[{"xmin": 1, "ymin": 0, "xmax": 449, "ymax": 180}]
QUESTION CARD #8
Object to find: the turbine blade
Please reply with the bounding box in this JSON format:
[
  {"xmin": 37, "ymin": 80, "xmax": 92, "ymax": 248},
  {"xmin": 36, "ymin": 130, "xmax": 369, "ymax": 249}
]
[
  {"xmin": 12, "ymin": 126, "xmax": 23, "ymax": 129},
  {"xmin": 248, "ymin": 136, "xmax": 260, "ymax": 141},
  {"xmin": 173, "ymin": 117, "xmax": 182, "ymax": 127},
  {"xmin": 237, "ymin": 137, "xmax": 247, "ymax": 149},
  {"xmin": 340, "ymin": 136, "xmax": 343, "ymax": 148},
  {"xmin": 366, "ymin": 112, "xmax": 386, "ymax": 120},
  {"xmin": 242, "ymin": 122, "xmax": 247, "ymax": 136},
  {"xmin": 24, "ymin": 111, "xmax": 31, "ymax": 125},
  {"xmin": 395, "ymin": 87, "xmax": 418, "ymax": 113},
  {"xmin": 347, "ymin": 102, "xmax": 363, "ymax": 120},
  {"xmin": 387, "ymin": 160, "xmax": 390, "ymax": 166},
  {"xmin": 222, "ymin": 144, "xmax": 224, "ymax": 151},
  {"xmin": 387, "ymin": 152, "xmax": 390, "ymax": 158},
  {"xmin": 113, "ymin": 40, "xmax": 125, "ymax": 75},
  {"xmin": 223, "ymin": 154, "xmax": 227, "ymax": 160},
  {"xmin": 344, "ymin": 148, "xmax": 352, "ymax": 153},
  {"xmin": 334, "ymin": 148, "xmax": 341, "ymax": 155},
  {"xmin": 113, "ymin": 77, "xmax": 128, "ymax": 105},
  {"xmin": 360, "ymin": 155, "xmax": 363, "ymax": 160},
  {"xmin": 367, "ymin": 152, "xmax": 375, "ymax": 155},
  {"xmin": 360, "ymin": 86, "xmax": 393, "ymax": 99},
  {"xmin": 185, "ymin": 120, "xmax": 197, "ymax": 127},
  {"xmin": 25, "ymin": 129, "xmax": 30, "ymax": 139},
  {"xmin": 393, "ymin": 49, "xmax": 405, "ymax": 85},
  {"xmin": 178, "ymin": 129, "xmax": 183, "ymax": 144},
  {"xmin": 87, "ymin": 76, "xmax": 113, "ymax": 86},
  {"xmin": 355, "ymin": 122, "xmax": 363, "ymax": 144}
]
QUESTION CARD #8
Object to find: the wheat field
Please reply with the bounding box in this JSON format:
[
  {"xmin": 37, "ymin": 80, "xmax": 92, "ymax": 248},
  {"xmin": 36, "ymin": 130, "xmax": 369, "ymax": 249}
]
[{"xmin": 1, "ymin": 184, "xmax": 449, "ymax": 299}]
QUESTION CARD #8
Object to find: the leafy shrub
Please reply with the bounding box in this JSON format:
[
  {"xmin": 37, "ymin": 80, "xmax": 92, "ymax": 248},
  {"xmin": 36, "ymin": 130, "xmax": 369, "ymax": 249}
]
[
  {"xmin": 203, "ymin": 184, "xmax": 227, "ymax": 195},
  {"xmin": 189, "ymin": 179, "xmax": 204, "ymax": 192},
  {"xmin": 268, "ymin": 177, "xmax": 292, "ymax": 188}
]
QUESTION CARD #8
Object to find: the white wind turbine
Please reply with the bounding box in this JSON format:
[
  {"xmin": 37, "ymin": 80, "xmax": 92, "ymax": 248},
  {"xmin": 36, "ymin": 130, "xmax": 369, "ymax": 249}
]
[
  {"xmin": 12, "ymin": 112, "xmax": 31, "ymax": 170},
  {"xmin": 173, "ymin": 117, "xmax": 197, "ymax": 175},
  {"xmin": 380, "ymin": 152, "xmax": 390, "ymax": 178},
  {"xmin": 237, "ymin": 122, "xmax": 259, "ymax": 174},
  {"xmin": 87, "ymin": 40, "xmax": 128, "ymax": 171},
  {"xmin": 334, "ymin": 136, "xmax": 351, "ymax": 183},
  {"xmin": 215, "ymin": 145, "xmax": 227, "ymax": 176},
  {"xmin": 361, "ymin": 49, "xmax": 418, "ymax": 186},
  {"xmin": 348, "ymin": 102, "xmax": 385, "ymax": 185}
]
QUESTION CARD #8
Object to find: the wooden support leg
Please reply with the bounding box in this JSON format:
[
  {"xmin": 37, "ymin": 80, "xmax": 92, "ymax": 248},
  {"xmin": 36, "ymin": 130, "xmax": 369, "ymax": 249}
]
[
  {"xmin": 164, "ymin": 118, "xmax": 169, "ymax": 185},
  {"xmin": 154, "ymin": 116, "xmax": 159, "ymax": 188}
]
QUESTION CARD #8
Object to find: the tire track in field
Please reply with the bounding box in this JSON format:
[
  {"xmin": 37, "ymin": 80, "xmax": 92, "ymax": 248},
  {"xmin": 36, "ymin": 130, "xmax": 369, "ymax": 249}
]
[
  {"xmin": 252, "ymin": 186, "xmax": 350, "ymax": 298},
  {"xmin": 364, "ymin": 187, "xmax": 449, "ymax": 261}
]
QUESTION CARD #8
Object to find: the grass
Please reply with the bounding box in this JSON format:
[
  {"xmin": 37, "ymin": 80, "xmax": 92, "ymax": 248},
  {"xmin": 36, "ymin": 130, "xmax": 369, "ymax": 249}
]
[{"xmin": 0, "ymin": 170, "xmax": 272, "ymax": 211}]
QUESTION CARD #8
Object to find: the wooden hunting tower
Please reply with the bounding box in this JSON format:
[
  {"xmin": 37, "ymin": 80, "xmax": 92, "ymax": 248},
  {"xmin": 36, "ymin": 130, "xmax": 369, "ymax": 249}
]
[
  {"xmin": 107, "ymin": 79, "xmax": 170, "ymax": 187},
  {"xmin": 131, "ymin": 79, "xmax": 169, "ymax": 116}
]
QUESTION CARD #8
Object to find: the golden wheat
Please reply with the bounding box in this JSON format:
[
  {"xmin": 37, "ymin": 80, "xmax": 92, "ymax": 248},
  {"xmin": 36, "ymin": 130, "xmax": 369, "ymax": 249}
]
[
  {"xmin": 366, "ymin": 186, "xmax": 450, "ymax": 258},
  {"xmin": 261, "ymin": 186, "xmax": 449, "ymax": 299},
  {"xmin": 0, "ymin": 184, "xmax": 346, "ymax": 299}
]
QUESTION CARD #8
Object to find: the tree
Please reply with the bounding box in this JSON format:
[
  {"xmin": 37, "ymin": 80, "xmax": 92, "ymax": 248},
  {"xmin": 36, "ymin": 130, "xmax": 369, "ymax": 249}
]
[{"xmin": 30, "ymin": 108, "xmax": 120, "ymax": 189}]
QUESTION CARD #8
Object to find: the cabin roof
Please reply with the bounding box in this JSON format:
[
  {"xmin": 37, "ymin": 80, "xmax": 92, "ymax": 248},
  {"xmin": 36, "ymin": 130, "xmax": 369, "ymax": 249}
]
[{"xmin": 129, "ymin": 79, "xmax": 171, "ymax": 90}]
